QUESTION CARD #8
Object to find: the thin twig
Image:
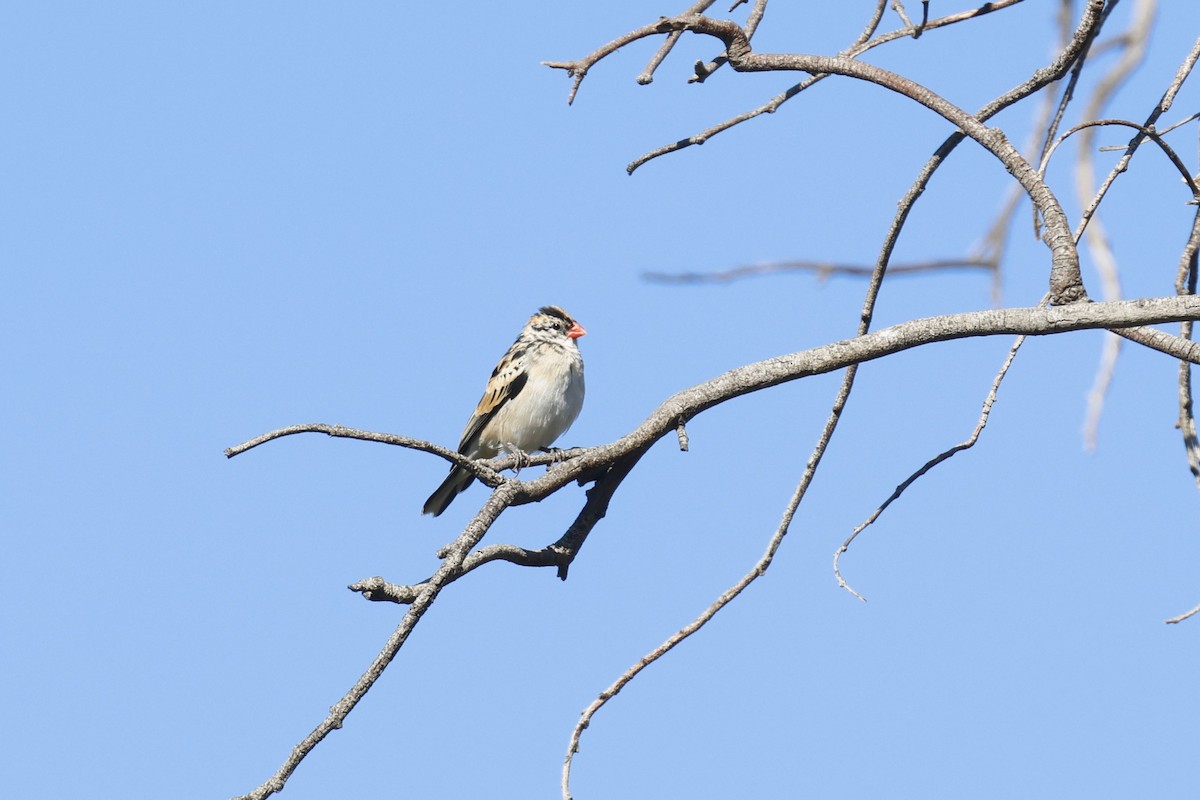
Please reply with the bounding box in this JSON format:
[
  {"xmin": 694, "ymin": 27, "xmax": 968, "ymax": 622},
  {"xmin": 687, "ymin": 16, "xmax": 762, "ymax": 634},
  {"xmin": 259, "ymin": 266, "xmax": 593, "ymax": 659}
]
[
  {"xmin": 1166, "ymin": 206, "xmax": 1200, "ymax": 630},
  {"xmin": 854, "ymin": 0, "xmax": 891, "ymax": 51},
  {"xmin": 1165, "ymin": 603, "xmax": 1200, "ymax": 624},
  {"xmin": 826, "ymin": 0, "xmax": 1111, "ymax": 594},
  {"xmin": 1175, "ymin": 209, "xmax": 1200, "ymax": 492},
  {"xmin": 1071, "ymin": 31, "xmax": 1200, "ymax": 239},
  {"xmin": 644, "ymin": 257, "xmax": 996, "ymax": 284},
  {"xmin": 562, "ymin": 338, "xmax": 863, "ymax": 800},
  {"xmin": 231, "ymin": 485, "xmax": 520, "ymax": 800},
  {"xmin": 834, "ymin": 325, "xmax": 1033, "ymax": 599},
  {"xmin": 224, "ymin": 422, "xmax": 578, "ymax": 488},
  {"xmin": 1076, "ymin": 1, "xmax": 1156, "ymax": 450},
  {"xmin": 1040, "ymin": 119, "xmax": 1200, "ymax": 211},
  {"xmin": 555, "ymin": 11, "xmax": 1090, "ymax": 303},
  {"xmin": 1150, "ymin": 110, "xmax": 1200, "ymax": 138},
  {"xmin": 617, "ymin": 0, "xmax": 1026, "ymax": 173},
  {"xmin": 350, "ymin": 453, "xmax": 646, "ymax": 604}
]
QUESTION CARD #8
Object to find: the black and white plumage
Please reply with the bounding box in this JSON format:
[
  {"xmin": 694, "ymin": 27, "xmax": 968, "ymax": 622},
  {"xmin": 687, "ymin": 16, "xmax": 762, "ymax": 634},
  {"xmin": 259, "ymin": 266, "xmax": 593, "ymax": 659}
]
[{"xmin": 422, "ymin": 305, "xmax": 586, "ymax": 517}]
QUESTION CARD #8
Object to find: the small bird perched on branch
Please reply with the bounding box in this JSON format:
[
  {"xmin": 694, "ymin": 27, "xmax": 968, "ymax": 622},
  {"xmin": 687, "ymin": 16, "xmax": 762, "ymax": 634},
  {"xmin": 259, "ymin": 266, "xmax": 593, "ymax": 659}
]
[{"xmin": 422, "ymin": 305, "xmax": 587, "ymax": 517}]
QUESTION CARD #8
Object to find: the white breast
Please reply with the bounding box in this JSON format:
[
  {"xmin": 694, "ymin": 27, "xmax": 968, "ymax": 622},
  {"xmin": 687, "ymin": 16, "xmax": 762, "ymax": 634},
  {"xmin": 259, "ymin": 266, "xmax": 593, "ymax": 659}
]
[{"xmin": 481, "ymin": 348, "xmax": 585, "ymax": 454}]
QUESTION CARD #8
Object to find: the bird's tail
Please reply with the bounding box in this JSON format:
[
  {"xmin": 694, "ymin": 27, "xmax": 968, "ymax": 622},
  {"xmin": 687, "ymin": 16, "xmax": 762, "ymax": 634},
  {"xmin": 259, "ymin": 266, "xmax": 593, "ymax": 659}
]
[{"xmin": 422, "ymin": 467, "xmax": 475, "ymax": 517}]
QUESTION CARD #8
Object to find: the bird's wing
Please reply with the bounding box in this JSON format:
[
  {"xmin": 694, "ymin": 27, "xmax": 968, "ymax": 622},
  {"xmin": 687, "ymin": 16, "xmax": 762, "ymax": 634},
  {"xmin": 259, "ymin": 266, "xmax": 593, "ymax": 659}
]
[{"xmin": 457, "ymin": 354, "xmax": 528, "ymax": 454}]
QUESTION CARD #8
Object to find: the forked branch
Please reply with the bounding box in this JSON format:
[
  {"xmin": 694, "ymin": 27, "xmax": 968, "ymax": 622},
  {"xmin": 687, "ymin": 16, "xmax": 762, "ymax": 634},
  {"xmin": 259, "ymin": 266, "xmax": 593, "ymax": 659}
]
[
  {"xmin": 546, "ymin": 7, "xmax": 1099, "ymax": 303},
  {"xmin": 229, "ymin": 298, "xmax": 1200, "ymax": 800}
]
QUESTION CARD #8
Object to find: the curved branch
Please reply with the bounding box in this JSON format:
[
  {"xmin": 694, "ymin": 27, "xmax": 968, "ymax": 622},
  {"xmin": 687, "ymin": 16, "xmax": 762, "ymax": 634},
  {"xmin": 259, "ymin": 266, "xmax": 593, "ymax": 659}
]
[
  {"xmin": 349, "ymin": 450, "xmax": 646, "ymax": 605},
  {"xmin": 549, "ymin": 8, "xmax": 1095, "ymax": 302},
  {"xmin": 224, "ymin": 424, "xmax": 592, "ymax": 488},
  {"xmin": 1041, "ymin": 118, "xmax": 1200, "ymax": 206},
  {"xmin": 689, "ymin": 0, "xmax": 768, "ymax": 84},
  {"xmin": 230, "ymin": 297, "xmax": 1200, "ymax": 800},
  {"xmin": 666, "ymin": 15, "xmax": 1086, "ymax": 301},
  {"xmin": 621, "ymin": 0, "xmax": 1026, "ymax": 172},
  {"xmin": 224, "ymin": 423, "xmax": 446, "ymax": 459},
  {"xmin": 230, "ymin": 298, "xmax": 1200, "ymax": 520},
  {"xmin": 1175, "ymin": 209, "xmax": 1200, "ymax": 492},
  {"xmin": 834, "ymin": 329, "xmax": 1029, "ymax": 599},
  {"xmin": 1166, "ymin": 602, "xmax": 1200, "ymax": 624},
  {"xmin": 563, "ymin": 337, "xmax": 862, "ymax": 800},
  {"xmin": 500, "ymin": 299, "xmax": 1200, "ymax": 503},
  {"xmin": 224, "ymin": 424, "xmax": 489, "ymax": 473},
  {"xmin": 1073, "ymin": 34, "xmax": 1200, "ymax": 242},
  {"xmin": 644, "ymin": 257, "xmax": 996, "ymax": 285}
]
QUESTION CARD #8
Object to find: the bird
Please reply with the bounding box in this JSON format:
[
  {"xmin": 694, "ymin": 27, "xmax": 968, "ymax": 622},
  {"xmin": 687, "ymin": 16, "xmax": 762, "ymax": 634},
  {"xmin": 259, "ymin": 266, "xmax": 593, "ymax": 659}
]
[{"xmin": 422, "ymin": 305, "xmax": 586, "ymax": 517}]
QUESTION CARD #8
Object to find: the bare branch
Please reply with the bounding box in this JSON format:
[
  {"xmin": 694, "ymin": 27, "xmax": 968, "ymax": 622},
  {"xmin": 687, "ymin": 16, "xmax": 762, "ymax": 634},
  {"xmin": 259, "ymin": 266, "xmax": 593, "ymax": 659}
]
[
  {"xmin": 637, "ymin": 0, "xmax": 722, "ymax": 86},
  {"xmin": 1070, "ymin": 30, "xmax": 1200, "ymax": 240},
  {"xmin": 229, "ymin": 303, "xmax": 1200, "ymax": 597},
  {"xmin": 834, "ymin": 328, "xmax": 1030, "ymax": 599},
  {"xmin": 550, "ymin": 8, "xmax": 1097, "ymax": 303},
  {"xmin": 563, "ymin": 335, "xmax": 860, "ymax": 800},
  {"xmin": 227, "ymin": 9, "xmax": 1200, "ymax": 799},
  {"xmin": 644, "ymin": 257, "xmax": 996, "ymax": 285},
  {"xmin": 892, "ymin": 0, "xmax": 936, "ymax": 37},
  {"xmin": 891, "ymin": 0, "xmax": 931, "ymax": 38},
  {"xmin": 237, "ymin": 25, "xmax": 1200, "ymax": 790},
  {"xmin": 1159, "ymin": 182, "xmax": 1200, "ymax": 637},
  {"xmin": 1148, "ymin": 111, "xmax": 1200, "ymax": 139},
  {"xmin": 806, "ymin": 0, "xmax": 1116, "ymax": 604},
  {"xmin": 1034, "ymin": 0, "xmax": 1115, "ymax": 227},
  {"xmin": 676, "ymin": 418, "xmax": 690, "ymax": 451},
  {"xmin": 622, "ymin": 0, "xmax": 1026, "ymax": 173},
  {"xmin": 1040, "ymin": 119, "xmax": 1200, "ymax": 217},
  {"xmin": 891, "ymin": 1, "xmax": 914, "ymax": 32},
  {"xmin": 224, "ymin": 423, "xmax": 447, "ymax": 460},
  {"xmin": 349, "ymin": 453, "xmax": 646, "ymax": 607},
  {"xmin": 1166, "ymin": 602, "xmax": 1200, "ymax": 624},
  {"xmin": 231, "ymin": 484, "xmax": 519, "ymax": 800},
  {"xmin": 855, "ymin": 0, "xmax": 891, "ymax": 50},
  {"xmin": 1075, "ymin": 2, "xmax": 1156, "ymax": 449},
  {"xmin": 690, "ymin": 0, "xmax": 767, "ymax": 84},
  {"xmin": 550, "ymin": 455, "xmax": 642, "ymax": 579},
  {"xmin": 350, "ymin": 544, "xmax": 564, "ymax": 605},
  {"xmin": 224, "ymin": 423, "xmax": 584, "ymax": 488},
  {"xmin": 1112, "ymin": 325, "xmax": 1200, "ymax": 362},
  {"xmin": 228, "ymin": 299, "xmax": 1200, "ymax": 518},
  {"xmin": 637, "ymin": 30, "xmax": 683, "ymax": 85},
  {"xmin": 556, "ymin": 294, "xmax": 1200, "ymax": 796},
  {"xmin": 1175, "ymin": 209, "xmax": 1200, "ymax": 491}
]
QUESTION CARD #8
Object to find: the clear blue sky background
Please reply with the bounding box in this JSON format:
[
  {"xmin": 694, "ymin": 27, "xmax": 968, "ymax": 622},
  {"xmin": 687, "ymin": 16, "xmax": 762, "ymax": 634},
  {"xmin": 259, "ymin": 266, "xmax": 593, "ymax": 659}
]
[{"xmin": 4, "ymin": 3, "xmax": 1199, "ymax": 798}]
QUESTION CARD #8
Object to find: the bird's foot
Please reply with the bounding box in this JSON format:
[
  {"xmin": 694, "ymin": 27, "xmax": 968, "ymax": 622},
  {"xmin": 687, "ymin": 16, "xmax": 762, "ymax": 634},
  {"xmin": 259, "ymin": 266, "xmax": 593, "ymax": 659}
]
[{"xmin": 504, "ymin": 444, "xmax": 531, "ymax": 475}]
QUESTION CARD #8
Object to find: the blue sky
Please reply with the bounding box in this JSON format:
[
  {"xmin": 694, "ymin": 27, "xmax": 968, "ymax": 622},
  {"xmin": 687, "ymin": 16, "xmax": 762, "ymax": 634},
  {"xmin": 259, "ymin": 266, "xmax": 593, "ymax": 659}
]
[{"xmin": 4, "ymin": 3, "xmax": 1199, "ymax": 798}]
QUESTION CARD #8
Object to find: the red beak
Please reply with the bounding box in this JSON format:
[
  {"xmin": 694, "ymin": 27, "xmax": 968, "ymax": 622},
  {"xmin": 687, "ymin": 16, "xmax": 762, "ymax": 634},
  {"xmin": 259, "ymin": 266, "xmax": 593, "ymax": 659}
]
[{"xmin": 568, "ymin": 321, "xmax": 587, "ymax": 339}]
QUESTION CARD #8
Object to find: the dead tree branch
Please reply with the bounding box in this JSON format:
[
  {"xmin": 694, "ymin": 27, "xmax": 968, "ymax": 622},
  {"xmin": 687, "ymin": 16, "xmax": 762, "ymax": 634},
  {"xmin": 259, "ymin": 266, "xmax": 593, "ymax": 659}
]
[
  {"xmin": 547, "ymin": 6, "xmax": 1102, "ymax": 303},
  {"xmin": 229, "ymin": 297, "xmax": 1200, "ymax": 800}
]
